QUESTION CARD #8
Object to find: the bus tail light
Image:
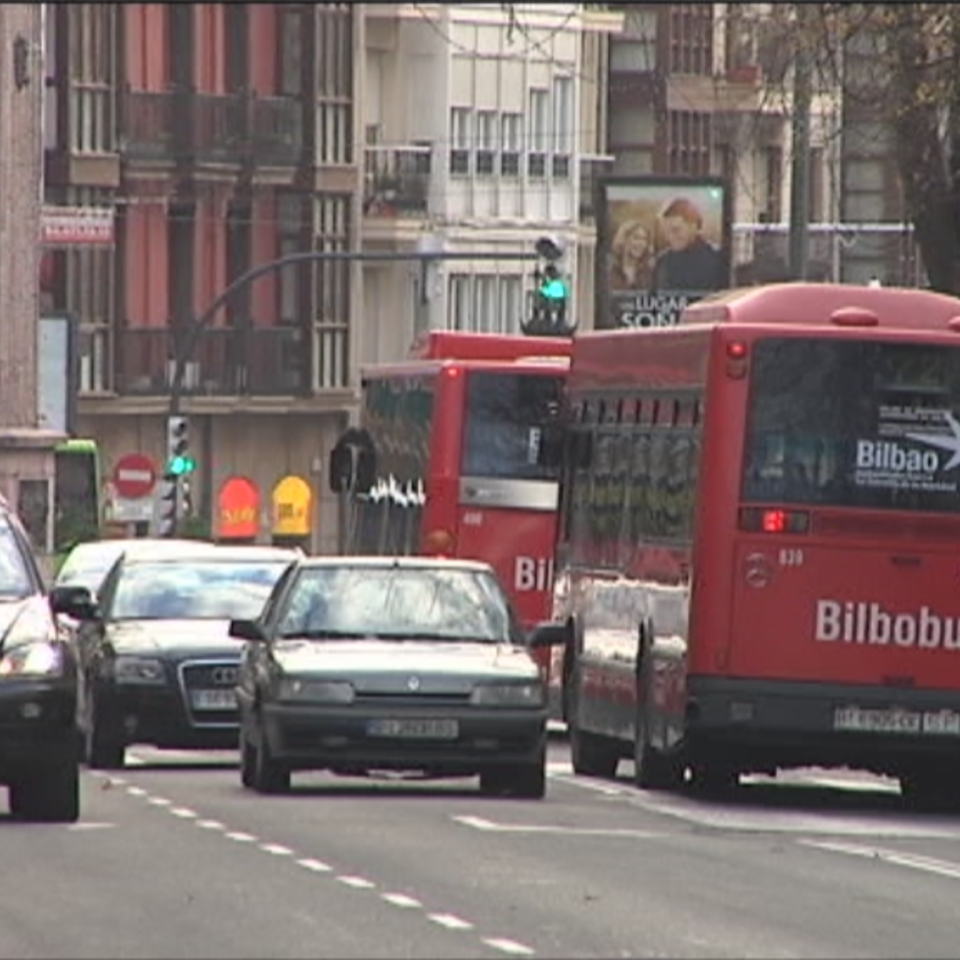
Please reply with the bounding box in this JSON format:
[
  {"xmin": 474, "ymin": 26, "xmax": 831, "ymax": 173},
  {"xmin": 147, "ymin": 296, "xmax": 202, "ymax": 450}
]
[
  {"xmin": 424, "ymin": 528, "xmax": 456, "ymax": 554},
  {"xmin": 725, "ymin": 341, "xmax": 748, "ymax": 379},
  {"xmin": 738, "ymin": 507, "xmax": 810, "ymax": 534}
]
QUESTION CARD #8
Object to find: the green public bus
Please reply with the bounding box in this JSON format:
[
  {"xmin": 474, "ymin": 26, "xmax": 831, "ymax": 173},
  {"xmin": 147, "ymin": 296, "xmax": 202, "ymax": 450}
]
[{"xmin": 53, "ymin": 437, "xmax": 102, "ymax": 566}]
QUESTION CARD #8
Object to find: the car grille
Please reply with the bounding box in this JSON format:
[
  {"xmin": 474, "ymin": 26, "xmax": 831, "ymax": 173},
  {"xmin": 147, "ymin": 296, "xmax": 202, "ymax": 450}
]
[
  {"xmin": 352, "ymin": 692, "xmax": 472, "ymax": 708},
  {"xmin": 177, "ymin": 659, "xmax": 241, "ymax": 728}
]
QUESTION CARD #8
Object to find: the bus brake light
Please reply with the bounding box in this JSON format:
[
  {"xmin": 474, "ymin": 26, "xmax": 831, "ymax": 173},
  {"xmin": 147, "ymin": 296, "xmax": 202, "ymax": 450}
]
[
  {"xmin": 738, "ymin": 507, "xmax": 810, "ymax": 534},
  {"xmin": 725, "ymin": 341, "xmax": 748, "ymax": 379},
  {"xmin": 726, "ymin": 341, "xmax": 747, "ymax": 360},
  {"xmin": 424, "ymin": 529, "xmax": 456, "ymax": 554}
]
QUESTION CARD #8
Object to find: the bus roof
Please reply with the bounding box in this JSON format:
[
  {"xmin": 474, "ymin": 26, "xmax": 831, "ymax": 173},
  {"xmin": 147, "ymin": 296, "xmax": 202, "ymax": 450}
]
[
  {"xmin": 679, "ymin": 282, "xmax": 960, "ymax": 331},
  {"xmin": 363, "ymin": 355, "xmax": 570, "ymax": 380},
  {"xmin": 408, "ymin": 330, "xmax": 571, "ymax": 361}
]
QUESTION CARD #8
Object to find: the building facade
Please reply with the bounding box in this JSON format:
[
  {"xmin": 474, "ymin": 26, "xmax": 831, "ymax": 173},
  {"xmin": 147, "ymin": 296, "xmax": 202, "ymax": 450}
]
[
  {"xmin": 0, "ymin": 3, "xmax": 61, "ymax": 553},
  {"xmin": 360, "ymin": 2, "xmax": 622, "ymax": 360},
  {"xmin": 43, "ymin": 3, "xmax": 365, "ymax": 551}
]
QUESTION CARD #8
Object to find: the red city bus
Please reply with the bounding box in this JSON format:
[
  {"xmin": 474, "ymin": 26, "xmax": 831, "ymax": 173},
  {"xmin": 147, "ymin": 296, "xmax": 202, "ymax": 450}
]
[
  {"xmin": 553, "ymin": 282, "xmax": 960, "ymax": 806},
  {"xmin": 343, "ymin": 332, "xmax": 570, "ymax": 681}
]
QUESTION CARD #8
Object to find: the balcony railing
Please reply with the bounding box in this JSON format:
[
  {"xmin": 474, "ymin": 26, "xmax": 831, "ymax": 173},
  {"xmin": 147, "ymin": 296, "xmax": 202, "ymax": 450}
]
[
  {"xmin": 113, "ymin": 324, "xmax": 349, "ymax": 397},
  {"xmin": 121, "ymin": 89, "xmax": 300, "ymax": 168},
  {"xmin": 363, "ymin": 144, "xmax": 432, "ymax": 217},
  {"xmin": 250, "ymin": 96, "xmax": 303, "ymax": 166},
  {"xmin": 579, "ymin": 154, "xmax": 616, "ymax": 221}
]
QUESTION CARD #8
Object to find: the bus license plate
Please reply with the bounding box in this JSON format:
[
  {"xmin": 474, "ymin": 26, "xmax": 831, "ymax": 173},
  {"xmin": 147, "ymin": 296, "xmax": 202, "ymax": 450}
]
[
  {"xmin": 833, "ymin": 707, "xmax": 920, "ymax": 734},
  {"xmin": 921, "ymin": 710, "xmax": 960, "ymax": 736},
  {"xmin": 190, "ymin": 689, "xmax": 237, "ymax": 711},
  {"xmin": 367, "ymin": 718, "xmax": 459, "ymax": 740}
]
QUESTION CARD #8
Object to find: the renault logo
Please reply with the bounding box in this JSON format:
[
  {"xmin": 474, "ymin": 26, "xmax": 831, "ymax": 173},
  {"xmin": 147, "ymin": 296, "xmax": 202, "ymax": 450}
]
[
  {"xmin": 210, "ymin": 666, "xmax": 239, "ymax": 686},
  {"xmin": 407, "ymin": 676, "xmax": 420, "ymax": 692}
]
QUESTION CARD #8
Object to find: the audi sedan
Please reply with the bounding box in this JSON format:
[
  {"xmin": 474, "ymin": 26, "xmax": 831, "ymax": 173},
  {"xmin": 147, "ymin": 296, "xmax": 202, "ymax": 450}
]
[
  {"xmin": 229, "ymin": 556, "xmax": 566, "ymax": 798},
  {"xmin": 54, "ymin": 542, "xmax": 299, "ymax": 769}
]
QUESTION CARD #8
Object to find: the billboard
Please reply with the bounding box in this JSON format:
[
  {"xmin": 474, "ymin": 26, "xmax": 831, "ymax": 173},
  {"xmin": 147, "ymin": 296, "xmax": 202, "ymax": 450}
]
[
  {"xmin": 595, "ymin": 176, "xmax": 732, "ymax": 329},
  {"xmin": 38, "ymin": 313, "xmax": 78, "ymax": 436}
]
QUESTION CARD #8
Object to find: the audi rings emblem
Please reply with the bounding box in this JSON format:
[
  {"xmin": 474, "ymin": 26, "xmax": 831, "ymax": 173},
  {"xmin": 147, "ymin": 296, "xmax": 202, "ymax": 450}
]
[
  {"xmin": 744, "ymin": 553, "xmax": 772, "ymax": 589},
  {"xmin": 407, "ymin": 676, "xmax": 421, "ymax": 691},
  {"xmin": 210, "ymin": 666, "xmax": 240, "ymax": 685}
]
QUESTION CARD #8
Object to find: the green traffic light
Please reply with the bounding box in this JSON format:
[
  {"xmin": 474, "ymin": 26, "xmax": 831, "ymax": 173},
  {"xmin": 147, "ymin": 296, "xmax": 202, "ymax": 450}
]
[
  {"xmin": 539, "ymin": 277, "xmax": 567, "ymax": 300},
  {"xmin": 168, "ymin": 455, "xmax": 196, "ymax": 476}
]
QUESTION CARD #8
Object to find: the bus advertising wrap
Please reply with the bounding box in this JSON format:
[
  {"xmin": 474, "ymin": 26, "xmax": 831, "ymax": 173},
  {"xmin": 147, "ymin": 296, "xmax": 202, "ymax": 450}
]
[{"xmin": 596, "ymin": 176, "xmax": 732, "ymax": 330}]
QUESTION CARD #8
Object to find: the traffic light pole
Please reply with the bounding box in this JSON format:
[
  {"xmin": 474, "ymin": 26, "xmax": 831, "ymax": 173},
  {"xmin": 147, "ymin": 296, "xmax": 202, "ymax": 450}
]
[{"xmin": 168, "ymin": 249, "xmax": 547, "ymax": 418}]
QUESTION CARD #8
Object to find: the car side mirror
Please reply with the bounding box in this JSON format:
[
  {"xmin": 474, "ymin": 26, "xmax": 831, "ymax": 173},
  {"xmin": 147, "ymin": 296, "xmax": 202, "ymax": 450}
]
[
  {"xmin": 527, "ymin": 621, "xmax": 569, "ymax": 649},
  {"xmin": 229, "ymin": 618, "xmax": 267, "ymax": 642},
  {"xmin": 49, "ymin": 584, "xmax": 100, "ymax": 622}
]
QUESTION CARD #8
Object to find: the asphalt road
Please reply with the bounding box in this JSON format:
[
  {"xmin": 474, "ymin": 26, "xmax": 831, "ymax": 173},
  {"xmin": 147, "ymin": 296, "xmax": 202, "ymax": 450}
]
[{"xmin": 3, "ymin": 738, "xmax": 960, "ymax": 959}]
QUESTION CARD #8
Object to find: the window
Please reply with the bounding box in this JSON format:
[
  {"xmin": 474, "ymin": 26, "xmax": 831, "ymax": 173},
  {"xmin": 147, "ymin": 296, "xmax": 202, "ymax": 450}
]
[
  {"xmin": 764, "ymin": 146, "xmax": 783, "ymax": 222},
  {"xmin": 528, "ymin": 89, "xmax": 548, "ymax": 178},
  {"xmin": 743, "ymin": 338, "xmax": 960, "ymax": 514},
  {"xmin": 473, "ymin": 275, "xmax": 496, "ymax": 332},
  {"xmin": 278, "ymin": 6, "xmax": 302, "ymax": 96},
  {"xmin": 0, "ymin": 515, "xmax": 33, "ymax": 599},
  {"xmin": 669, "ymin": 4, "xmax": 714, "ymax": 76},
  {"xmin": 450, "ymin": 108, "xmax": 471, "ymax": 175},
  {"xmin": 551, "ymin": 77, "xmax": 573, "ymax": 179},
  {"xmin": 668, "ymin": 110, "xmax": 712, "ymax": 177},
  {"xmin": 808, "ymin": 147, "xmax": 824, "ymax": 223},
  {"xmin": 476, "ymin": 110, "xmax": 497, "ymax": 177},
  {"xmin": 449, "ymin": 274, "xmax": 471, "ymax": 330},
  {"xmin": 462, "ymin": 372, "xmax": 564, "ymax": 481},
  {"xmin": 316, "ymin": 5, "xmax": 353, "ymax": 164},
  {"xmin": 313, "ymin": 193, "xmax": 351, "ymax": 390},
  {"xmin": 66, "ymin": 5, "xmax": 116, "ymax": 153},
  {"xmin": 498, "ymin": 275, "xmax": 523, "ymax": 334},
  {"xmin": 500, "ymin": 113, "xmax": 521, "ymax": 177},
  {"xmin": 277, "ymin": 194, "xmax": 301, "ymax": 325}
]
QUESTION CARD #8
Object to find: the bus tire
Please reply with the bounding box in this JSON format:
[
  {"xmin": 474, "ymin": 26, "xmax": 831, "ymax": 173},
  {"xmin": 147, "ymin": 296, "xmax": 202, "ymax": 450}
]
[
  {"xmin": 899, "ymin": 771, "xmax": 957, "ymax": 813},
  {"xmin": 570, "ymin": 724, "xmax": 620, "ymax": 779},
  {"xmin": 688, "ymin": 759, "xmax": 739, "ymax": 797},
  {"xmin": 633, "ymin": 704, "xmax": 683, "ymax": 791}
]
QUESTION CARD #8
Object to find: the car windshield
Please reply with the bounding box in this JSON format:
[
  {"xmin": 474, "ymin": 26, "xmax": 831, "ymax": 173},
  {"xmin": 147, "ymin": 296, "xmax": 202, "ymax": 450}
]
[
  {"xmin": 276, "ymin": 566, "xmax": 513, "ymax": 643},
  {"xmin": 112, "ymin": 559, "xmax": 291, "ymax": 621},
  {"xmin": 0, "ymin": 516, "xmax": 33, "ymax": 600},
  {"xmin": 56, "ymin": 543, "xmax": 126, "ymax": 593}
]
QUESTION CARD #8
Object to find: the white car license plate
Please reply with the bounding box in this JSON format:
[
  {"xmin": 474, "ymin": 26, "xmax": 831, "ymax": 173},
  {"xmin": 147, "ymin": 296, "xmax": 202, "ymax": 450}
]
[
  {"xmin": 833, "ymin": 706, "xmax": 920, "ymax": 734},
  {"xmin": 190, "ymin": 689, "xmax": 237, "ymax": 711},
  {"xmin": 367, "ymin": 718, "xmax": 459, "ymax": 740}
]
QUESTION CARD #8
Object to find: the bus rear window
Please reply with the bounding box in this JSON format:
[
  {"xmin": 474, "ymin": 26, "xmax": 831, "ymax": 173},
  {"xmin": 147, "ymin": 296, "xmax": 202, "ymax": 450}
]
[
  {"xmin": 462, "ymin": 372, "xmax": 564, "ymax": 481},
  {"xmin": 742, "ymin": 337, "xmax": 960, "ymax": 513}
]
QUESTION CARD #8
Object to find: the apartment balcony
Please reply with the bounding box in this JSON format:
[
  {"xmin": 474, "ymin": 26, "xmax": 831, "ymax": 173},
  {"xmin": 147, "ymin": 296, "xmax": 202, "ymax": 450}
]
[
  {"xmin": 191, "ymin": 94, "xmax": 246, "ymax": 166},
  {"xmin": 250, "ymin": 95, "xmax": 303, "ymax": 168},
  {"xmin": 115, "ymin": 325, "xmax": 314, "ymax": 397},
  {"xmin": 363, "ymin": 145, "xmax": 432, "ymax": 216},
  {"xmin": 121, "ymin": 90, "xmax": 176, "ymax": 162}
]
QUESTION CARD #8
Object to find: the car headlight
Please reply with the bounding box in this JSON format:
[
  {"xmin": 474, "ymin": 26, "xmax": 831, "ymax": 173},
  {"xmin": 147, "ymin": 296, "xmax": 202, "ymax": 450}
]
[
  {"xmin": 0, "ymin": 643, "xmax": 64, "ymax": 679},
  {"xmin": 113, "ymin": 656, "xmax": 166, "ymax": 685},
  {"xmin": 277, "ymin": 678, "xmax": 355, "ymax": 704},
  {"xmin": 470, "ymin": 682, "xmax": 544, "ymax": 708}
]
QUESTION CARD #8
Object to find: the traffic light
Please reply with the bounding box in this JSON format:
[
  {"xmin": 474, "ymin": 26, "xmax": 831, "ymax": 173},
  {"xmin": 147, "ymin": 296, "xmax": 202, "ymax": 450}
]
[
  {"xmin": 154, "ymin": 476, "xmax": 179, "ymax": 538},
  {"xmin": 165, "ymin": 416, "xmax": 196, "ymax": 477},
  {"xmin": 523, "ymin": 235, "xmax": 575, "ymax": 337}
]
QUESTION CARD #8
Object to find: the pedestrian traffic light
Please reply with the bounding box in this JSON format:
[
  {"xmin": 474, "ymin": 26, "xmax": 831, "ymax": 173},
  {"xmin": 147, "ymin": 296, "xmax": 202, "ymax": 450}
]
[{"xmin": 166, "ymin": 416, "xmax": 196, "ymax": 477}]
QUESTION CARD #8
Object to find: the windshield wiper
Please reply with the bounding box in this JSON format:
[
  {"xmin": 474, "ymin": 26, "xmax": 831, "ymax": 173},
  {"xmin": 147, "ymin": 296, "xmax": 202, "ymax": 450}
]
[{"xmin": 278, "ymin": 629, "xmax": 370, "ymax": 640}]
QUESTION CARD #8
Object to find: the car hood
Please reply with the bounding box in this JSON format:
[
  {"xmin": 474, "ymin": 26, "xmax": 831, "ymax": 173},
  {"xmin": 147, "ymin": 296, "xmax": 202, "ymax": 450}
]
[
  {"xmin": 0, "ymin": 595, "xmax": 53, "ymax": 647},
  {"xmin": 107, "ymin": 619, "xmax": 243, "ymax": 659},
  {"xmin": 273, "ymin": 638, "xmax": 540, "ymax": 689}
]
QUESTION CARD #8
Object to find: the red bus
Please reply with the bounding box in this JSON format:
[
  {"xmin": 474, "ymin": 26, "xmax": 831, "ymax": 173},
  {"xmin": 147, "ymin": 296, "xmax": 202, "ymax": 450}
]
[
  {"xmin": 553, "ymin": 282, "xmax": 960, "ymax": 807},
  {"xmin": 342, "ymin": 332, "xmax": 569, "ymax": 677}
]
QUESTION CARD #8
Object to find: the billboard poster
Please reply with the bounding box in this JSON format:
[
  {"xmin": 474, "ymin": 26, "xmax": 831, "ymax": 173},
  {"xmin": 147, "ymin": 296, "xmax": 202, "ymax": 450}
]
[{"xmin": 596, "ymin": 176, "xmax": 732, "ymax": 330}]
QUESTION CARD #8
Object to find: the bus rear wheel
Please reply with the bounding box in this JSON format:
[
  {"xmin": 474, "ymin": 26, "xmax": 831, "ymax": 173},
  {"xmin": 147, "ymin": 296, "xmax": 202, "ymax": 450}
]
[
  {"xmin": 899, "ymin": 771, "xmax": 959, "ymax": 812},
  {"xmin": 570, "ymin": 723, "xmax": 620, "ymax": 779},
  {"xmin": 688, "ymin": 760, "xmax": 739, "ymax": 797},
  {"xmin": 633, "ymin": 707, "xmax": 683, "ymax": 791}
]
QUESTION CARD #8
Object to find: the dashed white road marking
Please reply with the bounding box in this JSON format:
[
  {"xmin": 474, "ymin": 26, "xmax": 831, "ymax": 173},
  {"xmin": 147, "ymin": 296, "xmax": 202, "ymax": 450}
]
[
  {"xmin": 147, "ymin": 796, "xmax": 171, "ymax": 807},
  {"xmin": 483, "ymin": 938, "xmax": 536, "ymax": 956},
  {"xmin": 225, "ymin": 831, "xmax": 257, "ymax": 843},
  {"xmin": 68, "ymin": 822, "xmax": 114, "ymax": 830},
  {"xmin": 800, "ymin": 839, "xmax": 960, "ymax": 880},
  {"xmin": 296, "ymin": 858, "xmax": 332, "ymax": 873},
  {"xmin": 428, "ymin": 913, "xmax": 473, "ymax": 931},
  {"xmin": 126, "ymin": 786, "xmax": 146, "ymax": 797},
  {"xmin": 452, "ymin": 814, "xmax": 660, "ymax": 839},
  {"xmin": 381, "ymin": 892, "xmax": 422, "ymax": 909},
  {"xmin": 196, "ymin": 819, "xmax": 224, "ymax": 830},
  {"xmin": 170, "ymin": 807, "xmax": 197, "ymax": 819},
  {"xmin": 260, "ymin": 843, "xmax": 294, "ymax": 857},
  {"xmin": 337, "ymin": 875, "xmax": 375, "ymax": 889}
]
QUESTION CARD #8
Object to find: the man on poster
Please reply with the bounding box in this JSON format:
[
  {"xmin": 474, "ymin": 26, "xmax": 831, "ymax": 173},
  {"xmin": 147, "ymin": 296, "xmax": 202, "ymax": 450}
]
[{"xmin": 652, "ymin": 196, "xmax": 725, "ymax": 293}]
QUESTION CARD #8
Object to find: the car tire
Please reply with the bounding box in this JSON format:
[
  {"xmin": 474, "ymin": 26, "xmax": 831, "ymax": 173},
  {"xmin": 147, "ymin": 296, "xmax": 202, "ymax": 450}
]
[
  {"xmin": 251, "ymin": 723, "xmax": 290, "ymax": 795},
  {"xmin": 85, "ymin": 695, "xmax": 125, "ymax": 771},
  {"xmin": 9, "ymin": 758, "xmax": 80, "ymax": 823},
  {"xmin": 480, "ymin": 751, "xmax": 547, "ymax": 800}
]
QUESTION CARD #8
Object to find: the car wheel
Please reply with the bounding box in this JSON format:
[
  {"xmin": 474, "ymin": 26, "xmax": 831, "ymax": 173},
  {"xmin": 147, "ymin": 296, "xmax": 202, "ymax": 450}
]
[
  {"xmin": 251, "ymin": 724, "xmax": 290, "ymax": 795},
  {"xmin": 9, "ymin": 758, "xmax": 80, "ymax": 823},
  {"xmin": 480, "ymin": 751, "xmax": 547, "ymax": 800},
  {"xmin": 85, "ymin": 694, "xmax": 125, "ymax": 771},
  {"xmin": 239, "ymin": 724, "xmax": 256, "ymax": 790}
]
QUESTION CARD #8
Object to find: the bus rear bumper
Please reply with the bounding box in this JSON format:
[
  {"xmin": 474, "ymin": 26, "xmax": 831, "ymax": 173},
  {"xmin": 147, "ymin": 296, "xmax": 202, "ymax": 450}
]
[{"xmin": 683, "ymin": 676, "xmax": 960, "ymax": 777}]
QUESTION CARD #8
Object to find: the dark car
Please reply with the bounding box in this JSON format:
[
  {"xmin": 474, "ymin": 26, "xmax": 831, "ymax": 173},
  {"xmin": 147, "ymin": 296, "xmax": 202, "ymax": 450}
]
[
  {"xmin": 229, "ymin": 556, "xmax": 567, "ymax": 798},
  {"xmin": 0, "ymin": 500, "xmax": 85, "ymax": 821},
  {"xmin": 55, "ymin": 542, "xmax": 299, "ymax": 769}
]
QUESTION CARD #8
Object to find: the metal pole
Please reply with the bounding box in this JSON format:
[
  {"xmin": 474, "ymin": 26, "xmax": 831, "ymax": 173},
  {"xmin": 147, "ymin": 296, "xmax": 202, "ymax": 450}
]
[{"xmin": 788, "ymin": 3, "xmax": 813, "ymax": 281}]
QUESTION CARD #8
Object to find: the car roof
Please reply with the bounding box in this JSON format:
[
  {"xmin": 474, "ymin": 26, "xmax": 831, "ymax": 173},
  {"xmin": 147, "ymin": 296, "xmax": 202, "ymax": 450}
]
[
  {"xmin": 293, "ymin": 555, "xmax": 495, "ymax": 573},
  {"xmin": 120, "ymin": 543, "xmax": 298, "ymax": 564}
]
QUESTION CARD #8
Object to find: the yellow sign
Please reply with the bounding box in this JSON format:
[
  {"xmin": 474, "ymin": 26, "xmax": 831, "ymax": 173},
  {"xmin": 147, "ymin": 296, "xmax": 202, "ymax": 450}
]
[{"xmin": 271, "ymin": 475, "xmax": 312, "ymax": 537}]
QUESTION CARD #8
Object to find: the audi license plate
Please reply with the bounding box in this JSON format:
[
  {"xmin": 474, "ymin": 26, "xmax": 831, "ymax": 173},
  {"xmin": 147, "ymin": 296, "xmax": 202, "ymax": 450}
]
[
  {"xmin": 190, "ymin": 689, "xmax": 237, "ymax": 711},
  {"xmin": 367, "ymin": 718, "xmax": 459, "ymax": 740}
]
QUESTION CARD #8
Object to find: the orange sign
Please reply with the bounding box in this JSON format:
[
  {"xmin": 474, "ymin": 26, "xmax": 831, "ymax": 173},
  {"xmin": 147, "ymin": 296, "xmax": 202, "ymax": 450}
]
[
  {"xmin": 217, "ymin": 476, "xmax": 260, "ymax": 540},
  {"xmin": 271, "ymin": 475, "xmax": 312, "ymax": 537}
]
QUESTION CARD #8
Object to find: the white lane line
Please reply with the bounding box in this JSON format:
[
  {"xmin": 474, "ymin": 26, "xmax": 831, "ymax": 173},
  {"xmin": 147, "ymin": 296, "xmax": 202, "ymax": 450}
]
[
  {"xmin": 147, "ymin": 796, "xmax": 171, "ymax": 807},
  {"xmin": 547, "ymin": 772, "xmax": 625, "ymax": 797},
  {"xmin": 297, "ymin": 858, "xmax": 333, "ymax": 873},
  {"xmin": 381, "ymin": 892, "xmax": 422, "ymax": 909},
  {"xmin": 427, "ymin": 913, "xmax": 474, "ymax": 931},
  {"xmin": 800, "ymin": 839, "xmax": 960, "ymax": 880},
  {"xmin": 108, "ymin": 777, "xmax": 127, "ymax": 787},
  {"xmin": 126, "ymin": 786, "xmax": 146, "ymax": 797},
  {"xmin": 196, "ymin": 819, "xmax": 224, "ymax": 830},
  {"xmin": 68, "ymin": 822, "xmax": 114, "ymax": 831},
  {"xmin": 225, "ymin": 831, "xmax": 257, "ymax": 843},
  {"xmin": 170, "ymin": 807, "xmax": 197, "ymax": 819},
  {"xmin": 483, "ymin": 938, "xmax": 536, "ymax": 956},
  {"xmin": 337, "ymin": 875, "xmax": 376, "ymax": 889},
  {"xmin": 260, "ymin": 843, "xmax": 294, "ymax": 857},
  {"xmin": 452, "ymin": 814, "xmax": 659, "ymax": 838}
]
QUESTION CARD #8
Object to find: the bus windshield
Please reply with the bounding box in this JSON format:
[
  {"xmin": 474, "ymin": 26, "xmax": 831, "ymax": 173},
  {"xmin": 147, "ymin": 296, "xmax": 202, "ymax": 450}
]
[
  {"xmin": 742, "ymin": 337, "xmax": 960, "ymax": 513},
  {"xmin": 54, "ymin": 441, "xmax": 101, "ymax": 551},
  {"xmin": 461, "ymin": 371, "xmax": 564, "ymax": 481}
]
